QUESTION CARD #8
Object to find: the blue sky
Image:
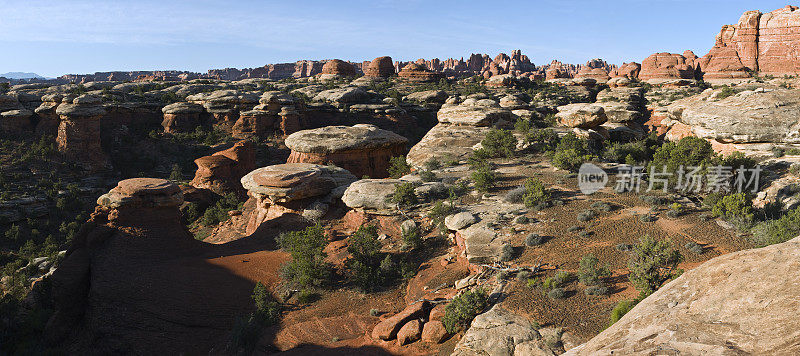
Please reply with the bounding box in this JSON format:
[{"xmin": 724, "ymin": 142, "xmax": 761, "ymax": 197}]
[{"xmin": 0, "ymin": 0, "xmax": 792, "ymax": 77}]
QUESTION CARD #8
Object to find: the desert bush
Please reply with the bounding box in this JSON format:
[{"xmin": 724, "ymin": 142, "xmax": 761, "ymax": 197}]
[
  {"xmin": 577, "ymin": 209, "xmax": 596, "ymax": 222},
  {"xmin": 442, "ymin": 288, "xmax": 489, "ymax": 334},
  {"xmin": 526, "ymin": 233, "xmax": 545, "ymax": 246},
  {"xmin": 346, "ymin": 224, "xmax": 395, "ymax": 291},
  {"xmin": 419, "ymin": 169, "xmax": 437, "ymax": 182},
  {"xmin": 499, "ymin": 244, "xmax": 514, "ymax": 262},
  {"xmin": 638, "ymin": 214, "xmax": 657, "ymax": 223},
  {"xmin": 710, "ymin": 192, "xmax": 754, "ymax": 223},
  {"xmin": 567, "ymin": 225, "xmax": 582, "ymax": 233},
  {"xmin": 391, "ymin": 182, "xmax": 418, "ymax": 207},
  {"xmin": 387, "ymin": 156, "xmax": 411, "ymax": 178},
  {"xmin": 685, "ymin": 242, "xmax": 704, "ymax": 254},
  {"xmin": 201, "ymin": 193, "xmax": 243, "ymax": 226},
  {"xmin": 547, "ymin": 287, "xmax": 567, "ymax": 299},
  {"xmin": 584, "ymin": 285, "xmax": 609, "ymax": 296},
  {"xmin": 542, "ymin": 271, "xmax": 575, "ymax": 290},
  {"xmin": 578, "ymin": 254, "xmax": 611, "ymax": 286},
  {"xmin": 551, "ymin": 133, "xmax": 596, "ymax": 172},
  {"xmin": 277, "ymin": 224, "xmax": 331, "ymax": 288},
  {"xmin": 526, "ymin": 128, "xmax": 560, "ymax": 153},
  {"xmin": 515, "ymin": 216, "xmax": 530, "ymax": 224},
  {"xmin": 228, "ymin": 282, "xmax": 281, "ymax": 353},
  {"xmin": 401, "ymin": 224, "xmax": 423, "ymax": 250},
  {"xmin": 481, "ymin": 128, "xmax": 517, "ymax": 158},
  {"xmin": 628, "ymin": 235, "xmax": 683, "ymax": 298},
  {"xmin": 504, "ymin": 186, "xmax": 525, "ymax": 203},
  {"xmin": 590, "ymin": 201, "xmax": 613, "ymax": 212},
  {"xmin": 168, "ymin": 163, "xmax": 183, "ymax": 181},
  {"xmin": 609, "ymin": 300, "xmax": 638, "ymax": 326},
  {"xmin": 470, "ymin": 163, "xmax": 496, "ymax": 192},
  {"xmin": 750, "ymin": 207, "xmax": 800, "ymax": 247},
  {"xmin": 604, "ymin": 134, "xmax": 658, "ymax": 164},
  {"xmin": 424, "ymin": 158, "xmax": 441, "ymax": 171},
  {"xmin": 648, "ymin": 136, "xmax": 715, "ymax": 185},
  {"xmin": 522, "ymin": 178, "xmax": 550, "ymax": 208}
]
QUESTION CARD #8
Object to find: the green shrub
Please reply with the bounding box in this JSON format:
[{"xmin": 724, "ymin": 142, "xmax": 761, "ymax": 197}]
[
  {"xmin": 346, "ymin": 224, "xmax": 395, "ymax": 291},
  {"xmin": 419, "ymin": 169, "xmax": 437, "ymax": 182},
  {"xmin": 522, "ymin": 178, "xmax": 550, "ymax": 208},
  {"xmin": 390, "ymin": 182, "xmax": 418, "ymax": 208},
  {"xmin": 200, "ymin": 193, "xmax": 243, "ymax": 226},
  {"xmin": 401, "ymin": 224, "xmax": 423, "ymax": 250},
  {"xmin": 750, "ymin": 207, "xmax": 800, "ymax": 247},
  {"xmin": 577, "ymin": 209, "xmax": 597, "ymax": 222},
  {"xmin": 481, "ymin": 128, "xmax": 517, "ymax": 158},
  {"xmin": 228, "ymin": 282, "xmax": 281, "ymax": 353},
  {"xmin": 542, "ymin": 271, "xmax": 575, "ymax": 290},
  {"xmin": 685, "ymin": 242, "xmax": 704, "ymax": 254},
  {"xmin": 169, "ymin": 163, "xmax": 183, "ymax": 181},
  {"xmin": 604, "ymin": 135, "xmax": 658, "ymax": 165},
  {"xmin": 277, "ymin": 224, "xmax": 331, "ymax": 288},
  {"xmin": 442, "ymin": 288, "xmax": 489, "ymax": 334},
  {"xmin": 648, "ymin": 136, "xmax": 715, "ymax": 185},
  {"xmin": 710, "ymin": 192, "xmax": 754, "ymax": 223},
  {"xmin": 499, "ymin": 244, "xmax": 514, "ymax": 262},
  {"xmin": 584, "ymin": 285, "xmax": 609, "ymax": 296},
  {"xmin": 628, "ymin": 235, "xmax": 683, "ymax": 298},
  {"xmin": 470, "ymin": 163, "xmax": 496, "ymax": 192},
  {"xmin": 547, "ymin": 287, "xmax": 567, "ymax": 299},
  {"xmin": 578, "ymin": 254, "xmax": 611, "ymax": 286},
  {"xmin": 388, "ymin": 156, "xmax": 411, "ymax": 178},
  {"xmin": 609, "ymin": 300, "xmax": 638, "ymax": 326},
  {"xmin": 525, "ymin": 128, "xmax": 559, "ymax": 153},
  {"xmin": 552, "ymin": 133, "xmax": 595, "ymax": 172},
  {"xmin": 424, "ymin": 158, "xmax": 441, "ymax": 171}
]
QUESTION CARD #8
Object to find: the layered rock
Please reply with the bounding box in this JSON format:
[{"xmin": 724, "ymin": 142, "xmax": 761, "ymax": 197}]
[
  {"xmin": 699, "ymin": 6, "xmax": 800, "ymax": 79},
  {"xmin": 437, "ymin": 97, "xmax": 513, "ymax": 127},
  {"xmin": 639, "ymin": 52, "xmax": 697, "ymax": 82},
  {"xmin": 567, "ymin": 236, "xmax": 800, "ymax": 355},
  {"xmin": 320, "ymin": 59, "xmax": 357, "ymax": 79},
  {"xmin": 34, "ymin": 93, "xmax": 64, "ymax": 136},
  {"xmin": 665, "ymin": 87, "xmax": 800, "ymax": 144},
  {"xmin": 55, "ymin": 94, "xmax": 110, "ymax": 171},
  {"xmin": 96, "ymin": 178, "xmax": 185, "ymax": 231},
  {"xmin": 398, "ymin": 63, "xmax": 444, "ymax": 82},
  {"xmin": 556, "ymin": 103, "xmax": 608, "ymax": 129},
  {"xmin": 365, "ymin": 56, "xmax": 395, "ymax": 78},
  {"xmin": 190, "ymin": 140, "xmax": 255, "ymax": 197},
  {"xmin": 186, "ymin": 90, "xmax": 259, "ymax": 130},
  {"xmin": 232, "ymin": 91, "xmax": 297, "ymax": 138},
  {"xmin": 452, "ymin": 305, "xmax": 542, "ymax": 356},
  {"xmin": 610, "ymin": 62, "xmax": 641, "ymax": 79},
  {"xmin": 241, "ymin": 163, "xmax": 356, "ymax": 233},
  {"xmin": 161, "ymin": 102, "xmax": 206, "ymax": 133},
  {"xmin": 574, "ymin": 59, "xmax": 611, "ymax": 82},
  {"xmin": 284, "ymin": 124, "xmax": 408, "ymax": 178}
]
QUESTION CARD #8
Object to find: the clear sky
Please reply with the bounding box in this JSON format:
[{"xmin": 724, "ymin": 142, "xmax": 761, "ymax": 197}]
[{"xmin": 0, "ymin": 0, "xmax": 793, "ymax": 78}]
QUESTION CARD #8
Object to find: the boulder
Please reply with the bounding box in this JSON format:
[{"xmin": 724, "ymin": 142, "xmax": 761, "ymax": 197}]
[
  {"xmin": 421, "ymin": 320, "xmax": 448, "ymax": 344},
  {"xmin": 555, "ymin": 103, "xmax": 607, "ymax": 129},
  {"xmin": 452, "ymin": 305, "xmax": 540, "ymax": 356},
  {"xmin": 444, "ymin": 212, "xmax": 478, "ymax": 231},
  {"xmin": 567, "ymin": 236, "xmax": 800, "ymax": 355},
  {"xmin": 396, "ymin": 319, "xmax": 422, "ymax": 345},
  {"xmin": 407, "ymin": 124, "xmax": 490, "ymax": 167},
  {"xmin": 96, "ymin": 178, "xmax": 185, "ymax": 231},
  {"xmin": 405, "ymin": 90, "xmax": 448, "ymax": 104},
  {"xmin": 341, "ymin": 179, "xmax": 403, "ymax": 215},
  {"xmin": 365, "ymin": 56, "xmax": 395, "ymax": 78},
  {"xmin": 312, "ymin": 86, "xmax": 369, "ymax": 104},
  {"xmin": 284, "ymin": 124, "xmax": 408, "ymax": 178},
  {"xmin": 371, "ymin": 301, "xmax": 429, "ymax": 340},
  {"xmin": 0, "ymin": 109, "xmax": 33, "ymax": 133},
  {"xmin": 610, "ymin": 62, "xmax": 641, "ymax": 79},
  {"xmin": 161, "ymin": 102, "xmax": 206, "ymax": 133}
]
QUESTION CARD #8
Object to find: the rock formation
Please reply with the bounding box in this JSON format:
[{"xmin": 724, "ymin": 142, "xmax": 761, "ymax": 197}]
[
  {"xmin": 232, "ymin": 91, "xmax": 297, "ymax": 138},
  {"xmin": 364, "ymin": 56, "xmax": 395, "ymax": 78},
  {"xmin": 699, "ymin": 6, "xmax": 800, "ymax": 79},
  {"xmin": 191, "ymin": 140, "xmax": 256, "ymax": 197},
  {"xmin": 610, "ymin": 62, "xmax": 641, "ymax": 79},
  {"xmin": 284, "ymin": 124, "xmax": 408, "ymax": 178},
  {"xmin": 574, "ymin": 59, "xmax": 611, "ymax": 83},
  {"xmin": 398, "ymin": 63, "xmax": 443, "ymax": 82},
  {"xmin": 639, "ymin": 52, "xmax": 697, "ymax": 82},
  {"xmin": 34, "ymin": 93, "xmax": 64, "ymax": 136},
  {"xmin": 320, "ymin": 59, "xmax": 357, "ymax": 78},
  {"xmin": 55, "ymin": 94, "xmax": 109, "ymax": 171},
  {"xmin": 567, "ymin": 236, "xmax": 800, "ymax": 355},
  {"xmin": 186, "ymin": 90, "xmax": 259, "ymax": 131},
  {"xmin": 241, "ymin": 163, "xmax": 356, "ymax": 233},
  {"xmin": 161, "ymin": 102, "xmax": 206, "ymax": 133}
]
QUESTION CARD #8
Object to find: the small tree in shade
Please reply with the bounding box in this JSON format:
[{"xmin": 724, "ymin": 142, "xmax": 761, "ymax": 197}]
[{"xmin": 277, "ymin": 224, "xmax": 331, "ymax": 288}]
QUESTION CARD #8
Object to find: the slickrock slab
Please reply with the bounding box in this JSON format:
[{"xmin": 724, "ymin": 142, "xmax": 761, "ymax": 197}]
[
  {"xmin": 451, "ymin": 305, "xmax": 541, "ymax": 356},
  {"xmin": 372, "ymin": 301, "xmax": 429, "ymax": 341},
  {"xmin": 285, "ymin": 124, "xmax": 407, "ymax": 178},
  {"xmin": 437, "ymin": 98, "xmax": 513, "ymax": 127},
  {"xmin": 666, "ymin": 88, "xmax": 800, "ymax": 143},
  {"xmin": 97, "ymin": 178, "xmax": 183, "ymax": 209},
  {"xmin": 567, "ymin": 236, "xmax": 800, "ymax": 355}
]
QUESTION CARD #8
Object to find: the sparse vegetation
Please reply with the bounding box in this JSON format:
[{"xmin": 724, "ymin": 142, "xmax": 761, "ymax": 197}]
[
  {"xmin": 578, "ymin": 254, "xmax": 611, "ymax": 286},
  {"xmin": 627, "ymin": 236, "xmax": 683, "ymax": 299},
  {"xmin": 391, "ymin": 182, "xmax": 418, "ymax": 207},
  {"xmin": 750, "ymin": 207, "xmax": 800, "ymax": 247},
  {"xmin": 480, "ymin": 128, "xmax": 517, "ymax": 158},
  {"xmin": 442, "ymin": 288, "xmax": 489, "ymax": 334},
  {"xmin": 609, "ymin": 300, "xmax": 638, "ymax": 326},
  {"xmin": 552, "ymin": 133, "xmax": 596, "ymax": 172},
  {"xmin": 388, "ymin": 156, "xmax": 411, "ymax": 178},
  {"xmin": 470, "ymin": 162, "xmax": 496, "ymax": 192},
  {"xmin": 346, "ymin": 224, "xmax": 396, "ymax": 292}
]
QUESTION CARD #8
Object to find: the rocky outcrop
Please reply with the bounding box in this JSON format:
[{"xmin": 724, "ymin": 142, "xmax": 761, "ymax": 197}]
[
  {"xmin": 639, "ymin": 52, "xmax": 697, "ymax": 82},
  {"xmin": 34, "ymin": 93, "xmax": 64, "ymax": 136},
  {"xmin": 241, "ymin": 163, "xmax": 356, "ymax": 233},
  {"xmin": 451, "ymin": 305, "xmax": 543, "ymax": 356},
  {"xmin": 55, "ymin": 94, "xmax": 109, "ymax": 171},
  {"xmin": 567, "ymin": 236, "xmax": 800, "ymax": 355},
  {"xmin": 186, "ymin": 90, "xmax": 259, "ymax": 131},
  {"xmin": 161, "ymin": 102, "xmax": 206, "ymax": 133},
  {"xmin": 407, "ymin": 124, "xmax": 490, "ymax": 168},
  {"xmin": 699, "ymin": 6, "xmax": 800, "ymax": 79},
  {"xmin": 190, "ymin": 140, "xmax": 255, "ymax": 197},
  {"xmin": 610, "ymin": 62, "xmax": 641, "ymax": 79},
  {"xmin": 665, "ymin": 87, "xmax": 800, "ymax": 144},
  {"xmin": 575, "ymin": 59, "xmax": 610, "ymax": 83},
  {"xmin": 232, "ymin": 91, "xmax": 297, "ymax": 138},
  {"xmin": 320, "ymin": 59, "xmax": 357, "ymax": 78},
  {"xmin": 398, "ymin": 63, "xmax": 444, "ymax": 82},
  {"xmin": 437, "ymin": 96, "xmax": 513, "ymax": 127},
  {"xmin": 556, "ymin": 103, "xmax": 607, "ymax": 129},
  {"xmin": 365, "ymin": 56, "xmax": 395, "ymax": 78},
  {"xmin": 284, "ymin": 124, "xmax": 408, "ymax": 178}
]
